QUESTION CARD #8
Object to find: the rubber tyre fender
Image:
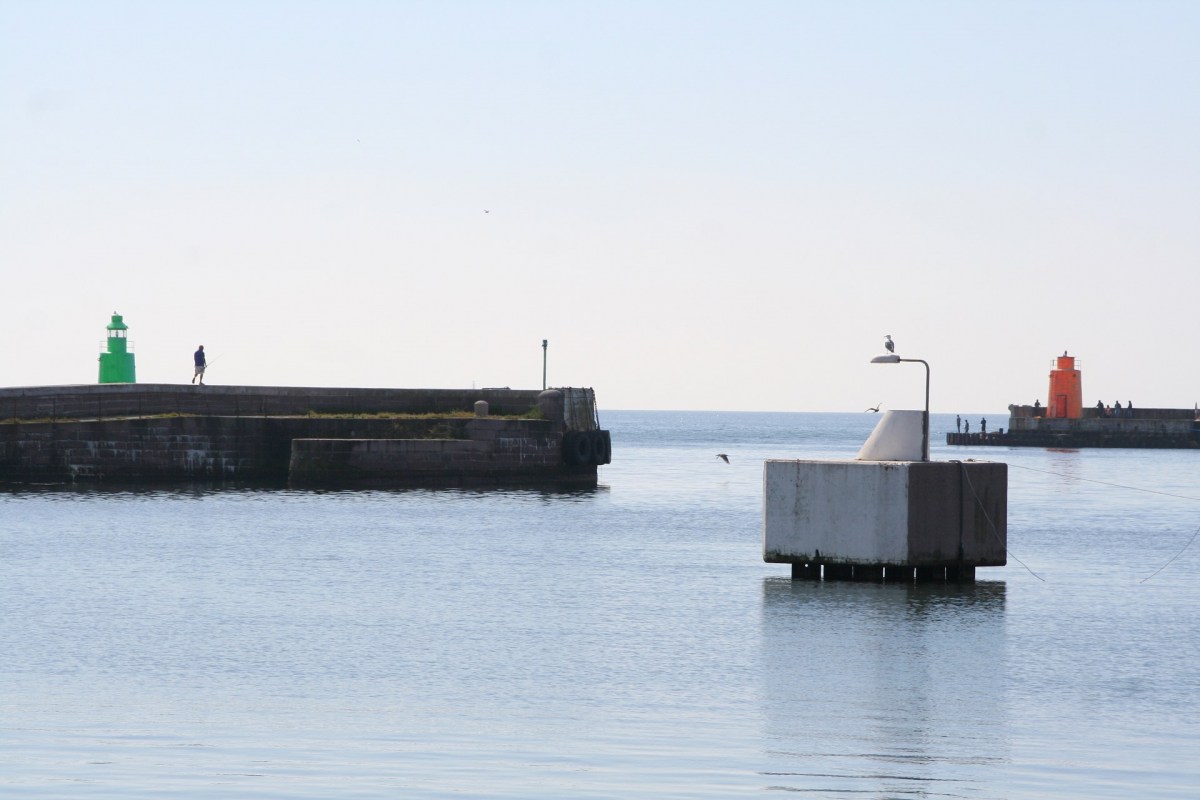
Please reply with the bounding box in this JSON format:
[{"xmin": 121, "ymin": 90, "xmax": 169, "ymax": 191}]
[
  {"xmin": 591, "ymin": 430, "xmax": 611, "ymax": 465},
  {"xmin": 564, "ymin": 431, "xmax": 593, "ymax": 465}
]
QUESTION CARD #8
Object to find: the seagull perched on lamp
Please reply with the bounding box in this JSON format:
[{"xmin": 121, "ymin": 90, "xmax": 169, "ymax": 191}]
[{"xmin": 884, "ymin": 335, "xmax": 895, "ymax": 353}]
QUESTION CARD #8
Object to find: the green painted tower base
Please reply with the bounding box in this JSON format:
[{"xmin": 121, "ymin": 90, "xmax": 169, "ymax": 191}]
[{"xmin": 98, "ymin": 313, "xmax": 137, "ymax": 384}]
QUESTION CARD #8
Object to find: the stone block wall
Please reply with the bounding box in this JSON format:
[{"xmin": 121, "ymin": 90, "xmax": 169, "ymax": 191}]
[
  {"xmin": 0, "ymin": 415, "xmax": 577, "ymax": 486},
  {"xmin": 0, "ymin": 384, "xmax": 608, "ymax": 486},
  {"xmin": 0, "ymin": 416, "xmax": 272, "ymax": 482},
  {"xmin": 289, "ymin": 425, "xmax": 585, "ymax": 488}
]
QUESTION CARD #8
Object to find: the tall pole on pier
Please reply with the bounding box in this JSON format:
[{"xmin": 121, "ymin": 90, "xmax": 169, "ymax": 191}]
[{"xmin": 542, "ymin": 339, "xmax": 548, "ymax": 390}]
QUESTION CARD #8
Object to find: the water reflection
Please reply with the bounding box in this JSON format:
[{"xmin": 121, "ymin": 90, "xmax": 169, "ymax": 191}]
[
  {"xmin": 0, "ymin": 482, "xmax": 609, "ymax": 502},
  {"xmin": 1043, "ymin": 449, "xmax": 1084, "ymax": 488},
  {"xmin": 759, "ymin": 578, "xmax": 1009, "ymax": 798}
]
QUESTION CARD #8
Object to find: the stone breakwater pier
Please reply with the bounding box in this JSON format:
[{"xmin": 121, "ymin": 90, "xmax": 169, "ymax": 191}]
[
  {"xmin": 948, "ymin": 405, "xmax": 1200, "ymax": 449},
  {"xmin": 946, "ymin": 352, "xmax": 1200, "ymax": 449},
  {"xmin": 0, "ymin": 384, "xmax": 611, "ymax": 487}
]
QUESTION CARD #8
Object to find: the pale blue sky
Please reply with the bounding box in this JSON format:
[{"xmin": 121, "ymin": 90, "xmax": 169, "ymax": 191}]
[{"xmin": 3, "ymin": 1, "xmax": 1198, "ymax": 412}]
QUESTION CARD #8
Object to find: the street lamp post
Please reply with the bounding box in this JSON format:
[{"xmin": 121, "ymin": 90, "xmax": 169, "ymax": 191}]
[{"xmin": 870, "ymin": 353, "xmax": 930, "ymax": 461}]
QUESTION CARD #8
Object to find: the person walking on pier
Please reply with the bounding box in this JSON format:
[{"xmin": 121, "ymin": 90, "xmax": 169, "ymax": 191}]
[
  {"xmin": 964, "ymin": 419, "xmax": 970, "ymax": 434},
  {"xmin": 956, "ymin": 415, "xmax": 961, "ymax": 433},
  {"xmin": 192, "ymin": 345, "xmax": 206, "ymax": 385},
  {"xmin": 980, "ymin": 418, "xmax": 987, "ymax": 435}
]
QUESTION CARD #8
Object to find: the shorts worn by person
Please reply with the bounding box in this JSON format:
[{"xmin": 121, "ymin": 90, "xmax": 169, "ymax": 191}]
[{"xmin": 192, "ymin": 345, "xmax": 206, "ymax": 385}]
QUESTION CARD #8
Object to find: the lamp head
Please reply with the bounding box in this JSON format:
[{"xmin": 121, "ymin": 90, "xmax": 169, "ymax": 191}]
[{"xmin": 870, "ymin": 354, "xmax": 902, "ymax": 364}]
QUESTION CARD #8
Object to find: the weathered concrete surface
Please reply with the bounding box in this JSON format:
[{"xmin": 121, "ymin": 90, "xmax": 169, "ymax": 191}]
[
  {"xmin": 763, "ymin": 460, "xmax": 1007, "ymax": 569},
  {"xmin": 955, "ymin": 404, "xmax": 1200, "ymax": 448},
  {"xmin": 0, "ymin": 416, "xmax": 508, "ymax": 483},
  {"xmin": 289, "ymin": 430, "xmax": 593, "ymax": 488},
  {"xmin": 0, "ymin": 415, "xmax": 587, "ymax": 485},
  {"xmin": 0, "ymin": 383, "xmax": 543, "ymax": 421},
  {"xmin": 0, "ymin": 384, "xmax": 610, "ymax": 487}
]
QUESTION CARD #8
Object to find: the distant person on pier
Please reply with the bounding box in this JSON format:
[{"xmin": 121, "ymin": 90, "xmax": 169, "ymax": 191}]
[
  {"xmin": 192, "ymin": 345, "xmax": 206, "ymax": 385},
  {"xmin": 1096, "ymin": 400, "xmax": 1105, "ymax": 417},
  {"xmin": 1115, "ymin": 401, "xmax": 1122, "ymax": 415},
  {"xmin": 964, "ymin": 419, "xmax": 970, "ymax": 434},
  {"xmin": 956, "ymin": 415, "xmax": 961, "ymax": 433},
  {"xmin": 981, "ymin": 418, "xmax": 987, "ymax": 435},
  {"xmin": 1033, "ymin": 399, "xmax": 1041, "ymax": 416},
  {"xmin": 1127, "ymin": 401, "xmax": 1134, "ymax": 418}
]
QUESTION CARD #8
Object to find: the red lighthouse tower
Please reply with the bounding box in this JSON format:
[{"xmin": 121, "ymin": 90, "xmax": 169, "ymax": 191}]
[{"xmin": 1046, "ymin": 351, "xmax": 1082, "ymax": 419}]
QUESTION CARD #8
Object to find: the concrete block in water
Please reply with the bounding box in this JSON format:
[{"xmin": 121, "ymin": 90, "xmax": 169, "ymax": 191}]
[{"xmin": 763, "ymin": 460, "xmax": 1007, "ymax": 570}]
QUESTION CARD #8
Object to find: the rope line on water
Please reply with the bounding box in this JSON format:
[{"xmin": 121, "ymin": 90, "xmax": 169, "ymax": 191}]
[
  {"xmin": 1140, "ymin": 523, "xmax": 1200, "ymax": 584},
  {"xmin": 1001, "ymin": 461, "xmax": 1200, "ymax": 582},
  {"xmin": 955, "ymin": 461, "xmax": 1045, "ymax": 582},
  {"xmin": 1007, "ymin": 462, "xmax": 1200, "ymax": 503}
]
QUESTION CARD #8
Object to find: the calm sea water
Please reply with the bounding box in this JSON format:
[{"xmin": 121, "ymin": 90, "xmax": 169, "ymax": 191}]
[{"xmin": 2, "ymin": 411, "xmax": 1199, "ymax": 798}]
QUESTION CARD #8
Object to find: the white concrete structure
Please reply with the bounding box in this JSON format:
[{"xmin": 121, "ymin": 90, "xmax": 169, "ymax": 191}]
[
  {"xmin": 857, "ymin": 410, "xmax": 924, "ymax": 461},
  {"xmin": 763, "ymin": 459, "xmax": 1007, "ymax": 580}
]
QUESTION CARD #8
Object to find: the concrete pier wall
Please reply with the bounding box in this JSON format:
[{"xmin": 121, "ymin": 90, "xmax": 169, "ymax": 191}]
[
  {"xmin": 0, "ymin": 385, "xmax": 607, "ymax": 486},
  {"xmin": 290, "ymin": 419, "xmax": 591, "ymax": 488},
  {"xmin": 951, "ymin": 416, "xmax": 1200, "ymax": 448},
  {"xmin": 0, "ymin": 383, "xmax": 543, "ymax": 421},
  {"xmin": 0, "ymin": 415, "xmax": 572, "ymax": 485},
  {"xmin": 977, "ymin": 404, "xmax": 1200, "ymax": 448},
  {"xmin": 1008, "ymin": 404, "xmax": 1196, "ymax": 425},
  {"xmin": 763, "ymin": 460, "xmax": 1007, "ymax": 570}
]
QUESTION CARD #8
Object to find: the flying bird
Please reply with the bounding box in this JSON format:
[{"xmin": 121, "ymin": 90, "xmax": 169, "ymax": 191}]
[
  {"xmin": 866, "ymin": 404, "xmax": 881, "ymax": 413},
  {"xmin": 716, "ymin": 454, "xmax": 730, "ymax": 464},
  {"xmin": 884, "ymin": 335, "xmax": 895, "ymax": 353}
]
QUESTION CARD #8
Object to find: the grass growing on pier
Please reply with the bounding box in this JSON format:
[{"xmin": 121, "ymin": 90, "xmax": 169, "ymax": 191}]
[
  {"xmin": 301, "ymin": 409, "xmax": 545, "ymax": 420},
  {"xmin": 1, "ymin": 409, "xmax": 547, "ymax": 424},
  {"xmin": 0, "ymin": 412, "xmax": 197, "ymax": 425},
  {"xmin": 302, "ymin": 410, "xmax": 477, "ymax": 419}
]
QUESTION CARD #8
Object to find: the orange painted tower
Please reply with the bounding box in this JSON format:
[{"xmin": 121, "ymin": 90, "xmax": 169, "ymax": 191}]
[{"xmin": 1047, "ymin": 351, "xmax": 1083, "ymax": 419}]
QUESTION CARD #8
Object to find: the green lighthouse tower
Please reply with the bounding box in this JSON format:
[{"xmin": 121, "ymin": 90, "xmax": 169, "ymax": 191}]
[{"xmin": 98, "ymin": 312, "xmax": 137, "ymax": 383}]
